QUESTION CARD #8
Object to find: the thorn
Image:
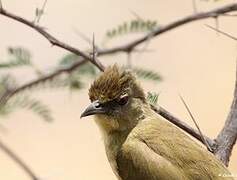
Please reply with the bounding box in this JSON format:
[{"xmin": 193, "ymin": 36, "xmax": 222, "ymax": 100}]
[
  {"xmin": 126, "ymin": 52, "xmax": 132, "ymax": 68},
  {"xmin": 92, "ymin": 33, "xmax": 96, "ymax": 61},
  {"xmin": 205, "ymin": 24, "xmax": 237, "ymax": 41},
  {"xmin": 129, "ymin": 9, "xmax": 144, "ymax": 21},
  {"xmin": 214, "ymin": 17, "xmax": 219, "ymax": 36},
  {"xmin": 73, "ymin": 28, "xmax": 98, "ymax": 48},
  {"xmin": 179, "ymin": 94, "xmax": 213, "ymax": 152},
  {"xmin": 192, "ymin": 0, "xmax": 198, "ymax": 13}
]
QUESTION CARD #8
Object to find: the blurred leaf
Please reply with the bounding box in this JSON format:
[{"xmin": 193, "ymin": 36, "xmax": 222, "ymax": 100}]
[
  {"xmin": 0, "ymin": 74, "xmax": 18, "ymax": 93},
  {"xmin": 2, "ymin": 95, "xmax": 53, "ymax": 122},
  {"xmin": 0, "ymin": 47, "xmax": 32, "ymax": 68},
  {"xmin": 59, "ymin": 53, "xmax": 98, "ymax": 76},
  {"xmin": 133, "ymin": 67, "xmax": 162, "ymax": 82},
  {"xmin": 67, "ymin": 73, "xmax": 84, "ymax": 91},
  {"xmin": 59, "ymin": 53, "xmax": 80, "ymax": 67},
  {"xmin": 104, "ymin": 19, "xmax": 158, "ymax": 43},
  {"xmin": 147, "ymin": 92, "xmax": 159, "ymax": 106}
]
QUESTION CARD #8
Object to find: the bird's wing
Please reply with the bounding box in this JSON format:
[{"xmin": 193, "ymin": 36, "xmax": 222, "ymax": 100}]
[
  {"xmin": 116, "ymin": 137, "xmax": 188, "ymax": 180},
  {"xmin": 123, "ymin": 118, "xmax": 234, "ymax": 180}
]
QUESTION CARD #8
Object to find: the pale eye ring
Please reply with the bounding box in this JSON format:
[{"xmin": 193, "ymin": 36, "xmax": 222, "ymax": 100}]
[{"xmin": 117, "ymin": 94, "xmax": 129, "ymax": 106}]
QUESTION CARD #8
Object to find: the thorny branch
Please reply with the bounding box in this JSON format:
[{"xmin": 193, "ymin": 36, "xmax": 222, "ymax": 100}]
[
  {"xmin": 0, "ymin": 8, "xmax": 105, "ymax": 72},
  {"xmin": 0, "ymin": 2, "xmax": 236, "ymax": 172},
  {"xmin": 214, "ymin": 62, "xmax": 237, "ymax": 166},
  {"xmin": 98, "ymin": 3, "xmax": 237, "ymax": 55},
  {"xmin": 0, "ymin": 3, "xmax": 236, "ymax": 102},
  {"xmin": 204, "ymin": 24, "xmax": 237, "ymax": 166}
]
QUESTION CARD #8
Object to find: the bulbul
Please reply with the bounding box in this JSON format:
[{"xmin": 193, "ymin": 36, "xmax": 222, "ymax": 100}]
[{"xmin": 81, "ymin": 65, "xmax": 233, "ymax": 180}]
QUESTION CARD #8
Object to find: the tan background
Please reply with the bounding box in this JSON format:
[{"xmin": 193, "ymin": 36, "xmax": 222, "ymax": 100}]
[{"xmin": 0, "ymin": 0, "xmax": 237, "ymax": 179}]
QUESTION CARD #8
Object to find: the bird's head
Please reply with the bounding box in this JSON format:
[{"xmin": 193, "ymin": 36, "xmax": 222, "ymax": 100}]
[{"xmin": 81, "ymin": 64, "xmax": 147, "ymax": 132}]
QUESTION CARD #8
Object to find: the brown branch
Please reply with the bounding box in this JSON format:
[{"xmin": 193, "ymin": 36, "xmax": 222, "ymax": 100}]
[
  {"xmin": 204, "ymin": 25, "xmax": 237, "ymax": 166},
  {"xmin": 0, "ymin": 137, "xmax": 40, "ymax": 180},
  {"xmin": 0, "ymin": 8, "xmax": 105, "ymax": 72},
  {"xmin": 213, "ymin": 63, "xmax": 237, "ymax": 166},
  {"xmin": 98, "ymin": 3, "xmax": 237, "ymax": 55},
  {"xmin": 0, "ymin": 58, "xmax": 87, "ymax": 104},
  {"xmin": 1, "ymin": 3, "xmax": 237, "ymax": 101}
]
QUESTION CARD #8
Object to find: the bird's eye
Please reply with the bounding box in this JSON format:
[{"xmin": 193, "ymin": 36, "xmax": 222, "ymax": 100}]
[{"xmin": 117, "ymin": 95, "xmax": 129, "ymax": 106}]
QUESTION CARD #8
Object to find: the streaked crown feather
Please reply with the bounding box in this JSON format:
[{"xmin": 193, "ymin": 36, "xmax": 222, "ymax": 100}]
[{"xmin": 89, "ymin": 64, "xmax": 145, "ymax": 102}]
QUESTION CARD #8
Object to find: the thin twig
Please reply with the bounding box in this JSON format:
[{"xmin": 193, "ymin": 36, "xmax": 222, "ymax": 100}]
[
  {"xmin": 92, "ymin": 33, "xmax": 96, "ymax": 61},
  {"xmin": 98, "ymin": 3, "xmax": 237, "ymax": 55},
  {"xmin": 126, "ymin": 52, "xmax": 132, "ymax": 68},
  {"xmin": 0, "ymin": 58, "xmax": 87, "ymax": 105},
  {"xmin": 179, "ymin": 95, "xmax": 213, "ymax": 152},
  {"xmin": 0, "ymin": 137, "xmax": 40, "ymax": 180},
  {"xmin": 129, "ymin": 10, "xmax": 144, "ymax": 21},
  {"xmin": 205, "ymin": 24, "xmax": 237, "ymax": 41},
  {"xmin": 73, "ymin": 28, "xmax": 99, "ymax": 50},
  {"xmin": 0, "ymin": 8, "xmax": 105, "ymax": 72},
  {"xmin": 214, "ymin": 17, "xmax": 220, "ymax": 36}
]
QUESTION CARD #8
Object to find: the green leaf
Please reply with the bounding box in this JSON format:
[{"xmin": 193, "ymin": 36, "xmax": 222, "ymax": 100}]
[
  {"xmin": 68, "ymin": 74, "xmax": 84, "ymax": 91},
  {"xmin": 0, "ymin": 74, "xmax": 18, "ymax": 94},
  {"xmin": 133, "ymin": 67, "xmax": 162, "ymax": 82},
  {"xmin": 3, "ymin": 95, "xmax": 53, "ymax": 122},
  {"xmin": 0, "ymin": 47, "xmax": 32, "ymax": 68},
  {"xmin": 59, "ymin": 53, "xmax": 81, "ymax": 67},
  {"xmin": 104, "ymin": 19, "xmax": 158, "ymax": 42},
  {"xmin": 147, "ymin": 92, "xmax": 159, "ymax": 106},
  {"xmin": 59, "ymin": 53, "xmax": 98, "ymax": 76}
]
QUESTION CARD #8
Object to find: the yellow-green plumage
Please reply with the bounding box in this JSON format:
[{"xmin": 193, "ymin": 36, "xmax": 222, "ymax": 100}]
[{"xmin": 82, "ymin": 65, "xmax": 233, "ymax": 180}]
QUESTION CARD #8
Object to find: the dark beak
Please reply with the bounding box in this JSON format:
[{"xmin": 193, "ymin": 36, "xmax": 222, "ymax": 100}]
[{"xmin": 80, "ymin": 100, "xmax": 106, "ymax": 118}]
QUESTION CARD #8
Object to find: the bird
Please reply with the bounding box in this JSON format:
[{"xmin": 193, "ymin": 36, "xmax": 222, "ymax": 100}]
[{"xmin": 81, "ymin": 64, "xmax": 234, "ymax": 180}]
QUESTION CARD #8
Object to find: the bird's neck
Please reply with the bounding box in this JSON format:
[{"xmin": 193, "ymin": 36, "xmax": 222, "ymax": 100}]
[{"xmin": 93, "ymin": 103, "xmax": 155, "ymax": 179}]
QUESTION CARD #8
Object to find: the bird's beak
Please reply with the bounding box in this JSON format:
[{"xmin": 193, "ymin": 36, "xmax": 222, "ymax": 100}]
[{"xmin": 80, "ymin": 100, "xmax": 106, "ymax": 118}]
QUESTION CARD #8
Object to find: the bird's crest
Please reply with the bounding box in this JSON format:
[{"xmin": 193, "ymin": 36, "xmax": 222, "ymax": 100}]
[{"xmin": 89, "ymin": 65, "xmax": 137, "ymax": 103}]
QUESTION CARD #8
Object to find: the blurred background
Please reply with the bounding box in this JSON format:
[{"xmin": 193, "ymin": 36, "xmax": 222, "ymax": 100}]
[{"xmin": 0, "ymin": 0, "xmax": 237, "ymax": 179}]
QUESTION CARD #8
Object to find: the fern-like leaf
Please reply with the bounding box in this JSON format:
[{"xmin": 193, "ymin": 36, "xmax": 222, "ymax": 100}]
[
  {"xmin": 133, "ymin": 67, "xmax": 162, "ymax": 82},
  {"xmin": 3, "ymin": 95, "xmax": 53, "ymax": 122},
  {"xmin": 105, "ymin": 19, "xmax": 158, "ymax": 41},
  {"xmin": 0, "ymin": 47, "xmax": 32, "ymax": 68},
  {"xmin": 59, "ymin": 53, "xmax": 98, "ymax": 76}
]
